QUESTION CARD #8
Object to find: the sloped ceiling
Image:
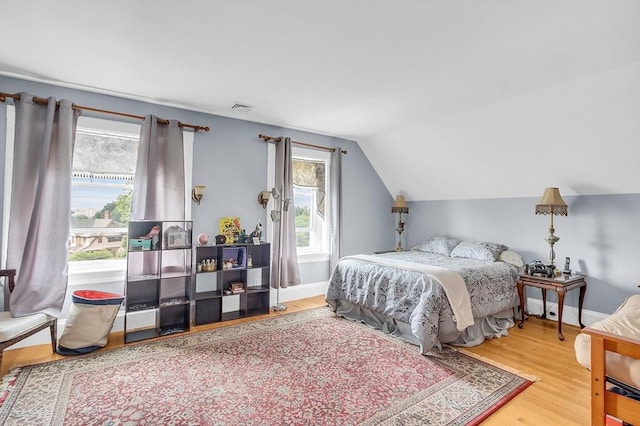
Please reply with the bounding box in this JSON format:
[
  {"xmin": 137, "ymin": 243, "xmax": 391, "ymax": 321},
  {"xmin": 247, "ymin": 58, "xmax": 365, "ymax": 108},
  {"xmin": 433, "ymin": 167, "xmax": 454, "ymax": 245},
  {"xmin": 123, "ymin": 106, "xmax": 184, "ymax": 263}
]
[{"xmin": 1, "ymin": 1, "xmax": 639, "ymax": 200}]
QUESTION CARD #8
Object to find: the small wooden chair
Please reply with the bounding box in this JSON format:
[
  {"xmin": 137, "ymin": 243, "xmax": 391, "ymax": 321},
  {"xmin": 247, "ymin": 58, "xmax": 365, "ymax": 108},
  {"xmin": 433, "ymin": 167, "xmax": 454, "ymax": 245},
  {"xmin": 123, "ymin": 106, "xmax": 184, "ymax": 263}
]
[{"xmin": 0, "ymin": 269, "xmax": 57, "ymax": 373}]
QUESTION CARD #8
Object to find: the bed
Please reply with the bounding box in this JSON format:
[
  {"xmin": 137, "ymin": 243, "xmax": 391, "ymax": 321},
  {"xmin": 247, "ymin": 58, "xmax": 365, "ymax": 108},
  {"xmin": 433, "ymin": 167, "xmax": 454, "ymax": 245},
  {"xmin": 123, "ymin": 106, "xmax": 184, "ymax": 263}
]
[{"xmin": 326, "ymin": 237, "xmax": 523, "ymax": 354}]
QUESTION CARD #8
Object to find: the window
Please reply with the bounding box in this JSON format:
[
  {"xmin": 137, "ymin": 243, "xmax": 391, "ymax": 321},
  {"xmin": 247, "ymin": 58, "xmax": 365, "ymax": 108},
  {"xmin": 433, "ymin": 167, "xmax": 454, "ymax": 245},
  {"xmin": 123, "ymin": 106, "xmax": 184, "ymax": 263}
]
[
  {"xmin": 291, "ymin": 147, "xmax": 330, "ymax": 258},
  {"xmin": 67, "ymin": 117, "xmax": 141, "ymax": 283}
]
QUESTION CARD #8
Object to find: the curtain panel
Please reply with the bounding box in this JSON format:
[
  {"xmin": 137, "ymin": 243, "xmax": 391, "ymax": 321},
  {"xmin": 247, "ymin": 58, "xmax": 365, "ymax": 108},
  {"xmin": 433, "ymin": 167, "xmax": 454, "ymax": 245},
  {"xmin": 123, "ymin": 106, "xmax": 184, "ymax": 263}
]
[
  {"xmin": 131, "ymin": 115, "xmax": 185, "ymax": 221},
  {"xmin": 329, "ymin": 147, "xmax": 343, "ymax": 271},
  {"xmin": 271, "ymin": 137, "xmax": 300, "ymax": 289},
  {"xmin": 6, "ymin": 94, "xmax": 79, "ymax": 316},
  {"xmin": 129, "ymin": 116, "xmax": 186, "ymax": 278}
]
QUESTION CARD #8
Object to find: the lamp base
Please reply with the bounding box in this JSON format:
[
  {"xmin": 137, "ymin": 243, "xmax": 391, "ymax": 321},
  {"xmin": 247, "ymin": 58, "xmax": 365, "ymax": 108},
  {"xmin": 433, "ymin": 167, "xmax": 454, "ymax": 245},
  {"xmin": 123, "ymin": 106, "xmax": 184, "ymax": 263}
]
[
  {"xmin": 395, "ymin": 225, "xmax": 405, "ymax": 252},
  {"xmin": 272, "ymin": 303, "xmax": 287, "ymax": 312}
]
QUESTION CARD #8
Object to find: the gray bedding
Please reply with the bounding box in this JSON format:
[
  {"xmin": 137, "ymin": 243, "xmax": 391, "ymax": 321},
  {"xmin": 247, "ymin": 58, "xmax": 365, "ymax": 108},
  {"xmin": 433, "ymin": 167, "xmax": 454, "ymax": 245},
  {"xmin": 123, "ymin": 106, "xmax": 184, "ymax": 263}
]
[{"xmin": 325, "ymin": 250, "xmax": 520, "ymax": 353}]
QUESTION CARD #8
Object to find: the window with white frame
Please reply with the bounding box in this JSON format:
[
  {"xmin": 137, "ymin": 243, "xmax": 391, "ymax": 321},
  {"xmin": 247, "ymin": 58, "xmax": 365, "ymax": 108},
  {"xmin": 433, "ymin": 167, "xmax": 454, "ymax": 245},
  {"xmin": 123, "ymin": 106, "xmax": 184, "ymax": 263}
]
[
  {"xmin": 291, "ymin": 147, "xmax": 330, "ymax": 257},
  {"xmin": 67, "ymin": 117, "xmax": 142, "ymax": 283}
]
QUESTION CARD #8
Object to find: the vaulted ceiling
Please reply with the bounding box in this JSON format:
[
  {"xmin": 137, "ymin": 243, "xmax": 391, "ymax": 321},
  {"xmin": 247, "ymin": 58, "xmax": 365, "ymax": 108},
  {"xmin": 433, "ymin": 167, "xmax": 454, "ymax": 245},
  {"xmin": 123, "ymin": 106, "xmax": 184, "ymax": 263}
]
[{"xmin": 2, "ymin": 1, "xmax": 639, "ymax": 200}]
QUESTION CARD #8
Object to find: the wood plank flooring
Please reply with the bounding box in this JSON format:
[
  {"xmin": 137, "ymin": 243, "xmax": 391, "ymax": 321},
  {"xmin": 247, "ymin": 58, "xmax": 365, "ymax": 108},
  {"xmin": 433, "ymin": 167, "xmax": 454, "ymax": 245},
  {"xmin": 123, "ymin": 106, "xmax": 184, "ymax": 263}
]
[{"xmin": 1, "ymin": 295, "xmax": 590, "ymax": 425}]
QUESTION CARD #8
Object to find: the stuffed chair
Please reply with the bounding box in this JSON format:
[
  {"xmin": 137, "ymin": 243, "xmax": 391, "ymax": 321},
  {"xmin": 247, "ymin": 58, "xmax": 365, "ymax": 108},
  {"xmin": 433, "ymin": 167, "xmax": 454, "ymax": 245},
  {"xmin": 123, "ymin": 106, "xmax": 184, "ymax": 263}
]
[{"xmin": 0, "ymin": 269, "xmax": 57, "ymax": 373}]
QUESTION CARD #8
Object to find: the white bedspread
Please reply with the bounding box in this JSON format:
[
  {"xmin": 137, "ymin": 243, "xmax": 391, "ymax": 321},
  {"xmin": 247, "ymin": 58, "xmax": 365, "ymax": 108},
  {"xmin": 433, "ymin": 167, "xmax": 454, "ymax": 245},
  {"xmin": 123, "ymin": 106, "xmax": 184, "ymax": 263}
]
[{"xmin": 344, "ymin": 254, "xmax": 474, "ymax": 331}]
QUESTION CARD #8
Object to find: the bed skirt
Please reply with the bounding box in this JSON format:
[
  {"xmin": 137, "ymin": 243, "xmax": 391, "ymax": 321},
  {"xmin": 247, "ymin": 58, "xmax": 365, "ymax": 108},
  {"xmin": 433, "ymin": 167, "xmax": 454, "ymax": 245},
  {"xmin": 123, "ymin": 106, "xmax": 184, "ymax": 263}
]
[{"xmin": 328, "ymin": 298, "xmax": 515, "ymax": 354}]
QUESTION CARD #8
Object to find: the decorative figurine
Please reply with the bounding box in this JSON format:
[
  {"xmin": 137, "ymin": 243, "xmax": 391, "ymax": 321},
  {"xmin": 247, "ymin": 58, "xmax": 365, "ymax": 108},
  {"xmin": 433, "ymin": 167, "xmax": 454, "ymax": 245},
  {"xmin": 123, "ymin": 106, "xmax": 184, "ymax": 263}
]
[
  {"xmin": 140, "ymin": 224, "xmax": 161, "ymax": 239},
  {"xmin": 251, "ymin": 221, "xmax": 263, "ymax": 242},
  {"xmin": 139, "ymin": 224, "xmax": 161, "ymax": 250},
  {"xmin": 197, "ymin": 233, "xmax": 209, "ymax": 246}
]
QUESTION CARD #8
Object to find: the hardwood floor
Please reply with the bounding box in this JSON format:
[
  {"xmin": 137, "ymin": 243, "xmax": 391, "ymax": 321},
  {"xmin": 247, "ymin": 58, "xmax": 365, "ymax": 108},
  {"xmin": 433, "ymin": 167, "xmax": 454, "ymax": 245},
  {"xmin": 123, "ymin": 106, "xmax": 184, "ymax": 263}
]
[
  {"xmin": 2, "ymin": 295, "xmax": 590, "ymax": 425},
  {"xmin": 464, "ymin": 316, "xmax": 591, "ymax": 425}
]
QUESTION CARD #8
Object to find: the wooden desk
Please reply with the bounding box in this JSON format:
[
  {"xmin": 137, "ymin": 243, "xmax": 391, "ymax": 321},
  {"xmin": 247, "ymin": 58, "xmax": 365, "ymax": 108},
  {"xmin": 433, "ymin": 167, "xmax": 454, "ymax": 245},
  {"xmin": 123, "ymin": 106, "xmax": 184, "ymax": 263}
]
[{"xmin": 517, "ymin": 273, "xmax": 587, "ymax": 341}]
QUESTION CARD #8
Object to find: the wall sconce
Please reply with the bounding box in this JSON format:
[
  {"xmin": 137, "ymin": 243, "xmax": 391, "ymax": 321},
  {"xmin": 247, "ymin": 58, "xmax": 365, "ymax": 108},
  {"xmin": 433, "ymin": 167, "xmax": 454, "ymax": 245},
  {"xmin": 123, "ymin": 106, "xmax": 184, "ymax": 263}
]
[
  {"xmin": 258, "ymin": 191, "xmax": 271, "ymax": 209},
  {"xmin": 192, "ymin": 185, "xmax": 206, "ymax": 205}
]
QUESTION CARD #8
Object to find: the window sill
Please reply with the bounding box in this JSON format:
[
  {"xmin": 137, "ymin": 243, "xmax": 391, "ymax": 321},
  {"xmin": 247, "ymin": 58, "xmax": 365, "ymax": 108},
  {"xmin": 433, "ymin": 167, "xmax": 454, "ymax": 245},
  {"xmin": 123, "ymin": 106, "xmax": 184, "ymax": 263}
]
[
  {"xmin": 297, "ymin": 252, "xmax": 330, "ymax": 264},
  {"xmin": 68, "ymin": 259, "xmax": 126, "ymax": 287}
]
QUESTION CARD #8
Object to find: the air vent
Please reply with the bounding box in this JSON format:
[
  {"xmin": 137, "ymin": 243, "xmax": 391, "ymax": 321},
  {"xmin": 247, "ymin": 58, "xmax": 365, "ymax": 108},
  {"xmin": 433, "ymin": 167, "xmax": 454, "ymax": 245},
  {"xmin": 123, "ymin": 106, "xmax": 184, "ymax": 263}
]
[{"xmin": 231, "ymin": 103, "xmax": 254, "ymax": 112}]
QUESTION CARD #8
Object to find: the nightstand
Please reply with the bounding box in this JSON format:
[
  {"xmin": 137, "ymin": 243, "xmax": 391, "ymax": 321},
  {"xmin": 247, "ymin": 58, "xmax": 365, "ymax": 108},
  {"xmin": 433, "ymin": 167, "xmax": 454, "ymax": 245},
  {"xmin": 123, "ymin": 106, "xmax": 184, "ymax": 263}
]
[{"xmin": 517, "ymin": 273, "xmax": 587, "ymax": 341}]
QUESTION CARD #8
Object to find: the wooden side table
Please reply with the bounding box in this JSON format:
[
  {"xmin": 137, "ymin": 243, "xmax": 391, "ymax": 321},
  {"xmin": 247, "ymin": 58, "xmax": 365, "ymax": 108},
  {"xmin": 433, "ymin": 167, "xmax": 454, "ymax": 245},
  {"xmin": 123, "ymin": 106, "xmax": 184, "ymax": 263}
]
[{"xmin": 517, "ymin": 273, "xmax": 587, "ymax": 341}]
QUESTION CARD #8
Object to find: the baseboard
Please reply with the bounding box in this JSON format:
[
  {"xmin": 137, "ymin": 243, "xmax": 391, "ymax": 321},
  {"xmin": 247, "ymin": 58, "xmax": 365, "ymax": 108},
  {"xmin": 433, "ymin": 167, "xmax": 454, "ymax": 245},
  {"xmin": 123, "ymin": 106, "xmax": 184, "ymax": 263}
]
[
  {"xmin": 6, "ymin": 281, "xmax": 329, "ymax": 350},
  {"xmin": 24, "ymin": 285, "xmax": 614, "ymax": 350},
  {"xmin": 269, "ymin": 281, "xmax": 328, "ymax": 306},
  {"xmin": 525, "ymin": 297, "xmax": 609, "ymax": 327}
]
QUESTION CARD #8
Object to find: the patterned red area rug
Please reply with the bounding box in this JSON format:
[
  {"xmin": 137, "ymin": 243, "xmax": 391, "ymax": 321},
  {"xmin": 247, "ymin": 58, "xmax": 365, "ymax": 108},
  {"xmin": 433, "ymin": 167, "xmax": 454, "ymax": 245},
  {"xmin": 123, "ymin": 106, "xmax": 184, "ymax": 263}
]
[{"xmin": 0, "ymin": 307, "xmax": 532, "ymax": 425}]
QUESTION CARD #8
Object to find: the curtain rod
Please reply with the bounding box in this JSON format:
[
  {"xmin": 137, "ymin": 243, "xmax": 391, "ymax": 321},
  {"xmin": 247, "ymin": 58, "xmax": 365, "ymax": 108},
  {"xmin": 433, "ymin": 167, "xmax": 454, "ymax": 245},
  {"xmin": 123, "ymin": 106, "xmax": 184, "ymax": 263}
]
[
  {"xmin": 0, "ymin": 92, "xmax": 210, "ymax": 132},
  {"xmin": 258, "ymin": 133, "xmax": 347, "ymax": 154}
]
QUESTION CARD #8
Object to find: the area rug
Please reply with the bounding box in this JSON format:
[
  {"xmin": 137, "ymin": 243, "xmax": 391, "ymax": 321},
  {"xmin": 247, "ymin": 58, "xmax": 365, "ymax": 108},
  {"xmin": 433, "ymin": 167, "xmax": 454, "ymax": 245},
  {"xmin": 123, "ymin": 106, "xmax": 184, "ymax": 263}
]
[{"xmin": 0, "ymin": 307, "xmax": 532, "ymax": 425}]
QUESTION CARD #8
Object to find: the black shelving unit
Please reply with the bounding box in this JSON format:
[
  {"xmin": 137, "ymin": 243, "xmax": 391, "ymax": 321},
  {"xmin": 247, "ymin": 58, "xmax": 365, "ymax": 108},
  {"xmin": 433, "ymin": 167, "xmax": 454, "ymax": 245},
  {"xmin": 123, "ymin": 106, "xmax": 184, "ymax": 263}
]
[
  {"xmin": 193, "ymin": 243, "xmax": 270, "ymax": 325},
  {"xmin": 125, "ymin": 220, "xmax": 192, "ymax": 343}
]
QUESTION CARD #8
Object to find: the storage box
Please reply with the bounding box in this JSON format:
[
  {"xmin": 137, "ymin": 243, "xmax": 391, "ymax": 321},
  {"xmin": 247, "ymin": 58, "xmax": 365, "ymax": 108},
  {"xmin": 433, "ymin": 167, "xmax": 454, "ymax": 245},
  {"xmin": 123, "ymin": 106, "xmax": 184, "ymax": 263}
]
[
  {"xmin": 196, "ymin": 273, "xmax": 218, "ymax": 293},
  {"xmin": 222, "ymin": 294, "xmax": 240, "ymax": 313},
  {"xmin": 129, "ymin": 238, "xmax": 152, "ymax": 251},
  {"xmin": 230, "ymin": 281, "xmax": 245, "ymax": 293},
  {"xmin": 247, "ymin": 268, "xmax": 262, "ymax": 288},
  {"xmin": 222, "ymin": 246, "xmax": 247, "ymax": 268}
]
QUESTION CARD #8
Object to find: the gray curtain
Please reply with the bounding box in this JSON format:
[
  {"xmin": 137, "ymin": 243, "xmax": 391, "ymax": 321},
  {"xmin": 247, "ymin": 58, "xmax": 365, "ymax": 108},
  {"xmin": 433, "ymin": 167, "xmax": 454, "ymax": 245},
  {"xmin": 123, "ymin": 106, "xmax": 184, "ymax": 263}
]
[
  {"xmin": 6, "ymin": 94, "xmax": 79, "ymax": 317},
  {"xmin": 131, "ymin": 116, "xmax": 185, "ymax": 221},
  {"xmin": 329, "ymin": 147, "xmax": 343, "ymax": 271},
  {"xmin": 271, "ymin": 137, "xmax": 300, "ymax": 289}
]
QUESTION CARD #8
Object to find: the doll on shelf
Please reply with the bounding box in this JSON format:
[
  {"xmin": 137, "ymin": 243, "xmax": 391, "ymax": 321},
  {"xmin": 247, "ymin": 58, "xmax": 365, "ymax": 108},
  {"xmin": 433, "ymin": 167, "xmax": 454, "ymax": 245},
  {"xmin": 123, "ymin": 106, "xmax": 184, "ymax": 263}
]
[
  {"xmin": 140, "ymin": 224, "xmax": 160, "ymax": 239},
  {"xmin": 139, "ymin": 224, "xmax": 161, "ymax": 249}
]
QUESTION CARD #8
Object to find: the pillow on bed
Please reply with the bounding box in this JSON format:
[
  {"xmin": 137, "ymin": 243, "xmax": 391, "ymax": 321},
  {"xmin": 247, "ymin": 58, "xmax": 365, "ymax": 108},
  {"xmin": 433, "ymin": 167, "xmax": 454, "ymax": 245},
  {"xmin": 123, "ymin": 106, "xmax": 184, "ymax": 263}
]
[
  {"xmin": 450, "ymin": 240, "xmax": 508, "ymax": 262},
  {"xmin": 412, "ymin": 236, "xmax": 461, "ymax": 256},
  {"xmin": 497, "ymin": 250, "xmax": 524, "ymax": 268}
]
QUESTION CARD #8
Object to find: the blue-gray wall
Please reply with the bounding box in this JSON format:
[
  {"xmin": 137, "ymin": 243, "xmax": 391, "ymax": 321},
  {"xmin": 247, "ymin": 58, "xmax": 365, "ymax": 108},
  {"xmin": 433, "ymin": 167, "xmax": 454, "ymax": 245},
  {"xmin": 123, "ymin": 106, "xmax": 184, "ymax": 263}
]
[
  {"xmin": 2, "ymin": 75, "xmax": 637, "ymax": 316},
  {"xmin": 0, "ymin": 75, "xmax": 394, "ymax": 285},
  {"xmin": 405, "ymin": 194, "xmax": 640, "ymax": 314}
]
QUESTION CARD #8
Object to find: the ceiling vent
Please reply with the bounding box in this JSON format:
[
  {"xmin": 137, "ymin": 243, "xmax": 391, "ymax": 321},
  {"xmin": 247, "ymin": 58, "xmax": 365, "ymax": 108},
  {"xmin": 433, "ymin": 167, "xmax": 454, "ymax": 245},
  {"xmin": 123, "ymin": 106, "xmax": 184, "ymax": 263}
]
[{"xmin": 231, "ymin": 103, "xmax": 254, "ymax": 112}]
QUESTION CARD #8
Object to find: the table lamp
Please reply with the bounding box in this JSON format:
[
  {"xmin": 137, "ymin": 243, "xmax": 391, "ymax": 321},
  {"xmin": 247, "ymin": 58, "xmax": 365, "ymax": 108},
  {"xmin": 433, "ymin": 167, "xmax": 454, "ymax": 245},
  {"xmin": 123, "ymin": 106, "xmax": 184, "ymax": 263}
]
[
  {"xmin": 391, "ymin": 195, "xmax": 409, "ymax": 251},
  {"xmin": 535, "ymin": 187, "xmax": 568, "ymax": 268}
]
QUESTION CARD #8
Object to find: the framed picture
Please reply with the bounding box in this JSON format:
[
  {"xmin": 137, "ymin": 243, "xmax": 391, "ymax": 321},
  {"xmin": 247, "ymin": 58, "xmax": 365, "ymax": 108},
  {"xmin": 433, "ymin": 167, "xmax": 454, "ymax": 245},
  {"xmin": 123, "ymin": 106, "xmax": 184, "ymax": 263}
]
[
  {"xmin": 219, "ymin": 217, "xmax": 241, "ymax": 243},
  {"xmin": 252, "ymin": 237, "xmax": 260, "ymax": 245}
]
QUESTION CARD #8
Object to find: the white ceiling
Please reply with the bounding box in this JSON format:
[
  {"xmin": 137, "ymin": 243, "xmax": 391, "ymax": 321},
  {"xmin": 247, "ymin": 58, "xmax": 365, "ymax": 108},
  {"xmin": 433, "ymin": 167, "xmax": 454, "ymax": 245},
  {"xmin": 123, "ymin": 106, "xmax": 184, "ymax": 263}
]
[{"xmin": 1, "ymin": 1, "xmax": 639, "ymax": 200}]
